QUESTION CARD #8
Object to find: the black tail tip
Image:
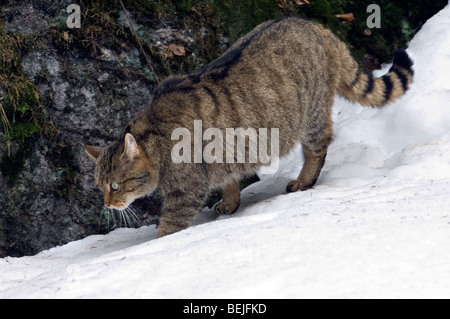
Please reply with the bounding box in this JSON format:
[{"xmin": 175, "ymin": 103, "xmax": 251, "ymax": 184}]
[{"xmin": 392, "ymin": 49, "xmax": 414, "ymax": 73}]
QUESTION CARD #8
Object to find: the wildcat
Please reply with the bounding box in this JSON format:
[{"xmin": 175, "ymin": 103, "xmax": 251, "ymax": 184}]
[{"xmin": 85, "ymin": 17, "xmax": 414, "ymax": 237}]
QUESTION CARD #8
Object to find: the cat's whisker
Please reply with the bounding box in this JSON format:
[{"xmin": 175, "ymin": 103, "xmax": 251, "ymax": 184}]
[
  {"xmin": 120, "ymin": 209, "xmax": 129, "ymax": 228},
  {"xmin": 126, "ymin": 206, "xmax": 142, "ymax": 227},
  {"xmin": 117, "ymin": 210, "xmax": 124, "ymax": 228},
  {"xmin": 98, "ymin": 203, "xmax": 141, "ymax": 229},
  {"xmin": 123, "ymin": 210, "xmax": 131, "ymax": 228},
  {"xmin": 116, "ymin": 206, "xmax": 140, "ymax": 228}
]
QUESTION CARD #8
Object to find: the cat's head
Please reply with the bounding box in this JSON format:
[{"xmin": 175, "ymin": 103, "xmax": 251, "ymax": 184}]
[{"xmin": 85, "ymin": 133, "xmax": 159, "ymax": 210}]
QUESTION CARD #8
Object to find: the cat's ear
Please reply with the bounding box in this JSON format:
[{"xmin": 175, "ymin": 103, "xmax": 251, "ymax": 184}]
[
  {"xmin": 122, "ymin": 133, "xmax": 139, "ymax": 160},
  {"xmin": 85, "ymin": 145, "xmax": 104, "ymax": 162}
]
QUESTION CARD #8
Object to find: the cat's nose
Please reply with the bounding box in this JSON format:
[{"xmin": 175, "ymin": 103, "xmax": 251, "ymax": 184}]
[{"xmin": 105, "ymin": 202, "xmax": 110, "ymax": 207}]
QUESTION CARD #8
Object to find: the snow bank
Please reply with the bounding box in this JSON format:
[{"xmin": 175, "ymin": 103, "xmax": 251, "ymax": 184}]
[{"xmin": 1, "ymin": 5, "xmax": 450, "ymax": 299}]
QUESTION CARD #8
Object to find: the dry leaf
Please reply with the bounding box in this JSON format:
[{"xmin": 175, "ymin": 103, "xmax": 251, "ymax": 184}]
[
  {"xmin": 277, "ymin": 0, "xmax": 309, "ymax": 10},
  {"xmin": 169, "ymin": 44, "xmax": 186, "ymax": 56},
  {"xmin": 159, "ymin": 47, "xmax": 172, "ymax": 59},
  {"xmin": 296, "ymin": 0, "xmax": 310, "ymax": 5},
  {"xmin": 63, "ymin": 31, "xmax": 70, "ymax": 41},
  {"xmin": 335, "ymin": 13, "xmax": 355, "ymax": 22}
]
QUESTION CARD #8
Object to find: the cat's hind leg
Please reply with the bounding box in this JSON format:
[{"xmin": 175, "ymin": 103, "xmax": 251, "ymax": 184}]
[{"xmin": 215, "ymin": 180, "xmax": 241, "ymax": 215}]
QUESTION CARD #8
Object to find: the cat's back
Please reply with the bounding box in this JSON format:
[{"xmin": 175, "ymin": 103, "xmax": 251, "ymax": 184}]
[
  {"xmin": 196, "ymin": 17, "xmax": 336, "ymax": 79},
  {"xmin": 229, "ymin": 16, "xmax": 334, "ymax": 52}
]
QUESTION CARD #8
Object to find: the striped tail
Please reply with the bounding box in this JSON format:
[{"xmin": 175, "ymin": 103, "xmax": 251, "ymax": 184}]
[{"xmin": 337, "ymin": 47, "xmax": 414, "ymax": 107}]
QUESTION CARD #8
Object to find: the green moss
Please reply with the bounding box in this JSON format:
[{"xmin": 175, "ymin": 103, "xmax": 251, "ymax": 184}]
[
  {"xmin": 51, "ymin": 2, "xmax": 132, "ymax": 54},
  {"xmin": 212, "ymin": 0, "xmax": 282, "ymax": 43},
  {"xmin": 10, "ymin": 122, "xmax": 40, "ymax": 140},
  {"xmin": 0, "ymin": 30, "xmax": 32, "ymax": 180},
  {"xmin": 0, "ymin": 25, "xmax": 56, "ymax": 182},
  {"xmin": 173, "ymin": 0, "xmax": 193, "ymax": 13}
]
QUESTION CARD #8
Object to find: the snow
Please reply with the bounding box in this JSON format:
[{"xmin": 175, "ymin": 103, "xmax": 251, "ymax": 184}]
[{"xmin": 2, "ymin": 5, "xmax": 450, "ymax": 299}]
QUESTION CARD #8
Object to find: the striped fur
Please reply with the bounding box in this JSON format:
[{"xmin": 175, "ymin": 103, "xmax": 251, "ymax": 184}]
[
  {"xmin": 337, "ymin": 46, "xmax": 414, "ymax": 106},
  {"xmin": 86, "ymin": 17, "xmax": 414, "ymax": 237}
]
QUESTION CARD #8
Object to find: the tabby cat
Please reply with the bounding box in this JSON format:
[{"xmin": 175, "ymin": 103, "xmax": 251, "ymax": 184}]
[{"xmin": 86, "ymin": 17, "xmax": 414, "ymax": 237}]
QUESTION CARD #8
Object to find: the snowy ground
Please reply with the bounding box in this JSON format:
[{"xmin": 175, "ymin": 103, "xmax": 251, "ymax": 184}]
[{"xmin": 1, "ymin": 5, "xmax": 450, "ymax": 299}]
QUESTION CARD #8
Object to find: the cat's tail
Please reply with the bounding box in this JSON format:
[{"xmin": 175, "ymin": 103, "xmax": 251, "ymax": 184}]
[{"xmin": 337, "ymin": 44, "xmax": 414, "ymax": 107}]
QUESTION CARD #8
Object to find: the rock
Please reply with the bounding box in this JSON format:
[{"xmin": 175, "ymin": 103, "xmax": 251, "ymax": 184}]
[{"xmin": 0, "ymin": 1, "xmax": 217, "ymax": 257}]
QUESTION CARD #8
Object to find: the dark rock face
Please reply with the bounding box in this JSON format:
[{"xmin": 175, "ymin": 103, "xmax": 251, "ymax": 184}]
[{"xmin": 0, "ymin": 1, "xmax": 219, "ymax": 257}]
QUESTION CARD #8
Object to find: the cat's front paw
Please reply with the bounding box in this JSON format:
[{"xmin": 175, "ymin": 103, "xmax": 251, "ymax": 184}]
[{"xmin": 215, "ymin": 200, "xmax": 240, "ymax": 215}]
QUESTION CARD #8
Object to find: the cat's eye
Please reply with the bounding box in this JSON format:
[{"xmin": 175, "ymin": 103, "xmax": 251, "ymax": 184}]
[{"xmin": 111, "ymin": 183, "xmax": 119, "ymax": 191}]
